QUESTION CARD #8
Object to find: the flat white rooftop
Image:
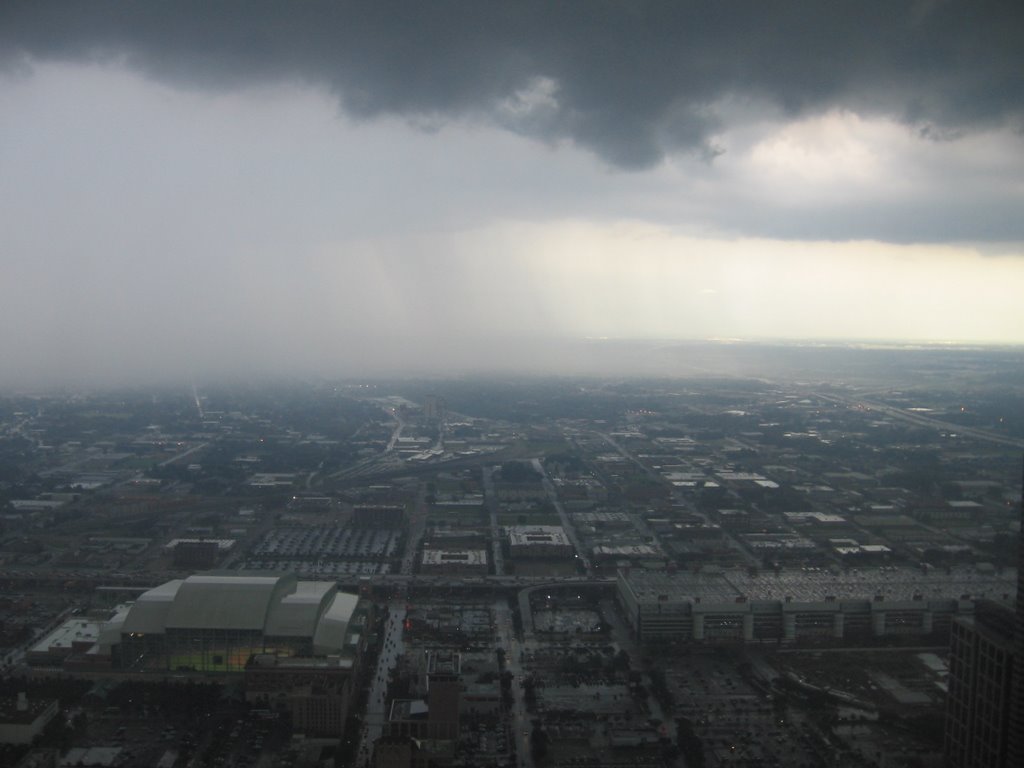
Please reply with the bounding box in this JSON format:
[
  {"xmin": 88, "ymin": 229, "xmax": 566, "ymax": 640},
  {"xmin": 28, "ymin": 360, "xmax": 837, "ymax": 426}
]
[
  {"xmin": 508, "ymin": 525, "xmax": 570, "ymax": 547},
  {"xmin": 422, "ymin": 549, "xmax": 487, "ymax": 566},
  {"xmin": 31, "ymin": 618, "xmax": 100, "ymax": 654}
]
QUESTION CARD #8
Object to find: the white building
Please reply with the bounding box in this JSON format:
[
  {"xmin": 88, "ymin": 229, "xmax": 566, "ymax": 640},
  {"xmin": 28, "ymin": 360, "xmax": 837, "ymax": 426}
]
[
  {"xmin": 508, "ymin": 526, "xmax": 573, "ymax": 559},
  {"xmin": 420, "ymin": 549, "xmax": 488, "ymax": 575}
]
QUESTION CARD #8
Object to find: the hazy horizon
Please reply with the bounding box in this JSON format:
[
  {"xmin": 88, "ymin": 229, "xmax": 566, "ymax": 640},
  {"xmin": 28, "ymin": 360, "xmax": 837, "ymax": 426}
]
[
  {"xmin": 3, "ymin": 335, "xmax": 1024, "ymax": 393},
  {"xmin": 2, "ymin": 3, "xmax": 1023, "ymax": 386}
]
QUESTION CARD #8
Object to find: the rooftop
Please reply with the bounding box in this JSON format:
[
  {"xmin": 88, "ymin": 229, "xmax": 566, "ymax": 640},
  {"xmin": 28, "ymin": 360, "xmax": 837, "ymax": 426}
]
[
  {"xmin": 421, "ymin": 549, "xmax": 487, "ymax": 566},
  {"xmin": 508, "ymin": 526, "xmax": 571, "ymax": 547},
  {"xmin": 620, "ymin": 566, "xmax": 1017, "ymax": 606},
  {"xmin": 30, "ymin": 619, "xmax": 100, "ymax": 654},
  {"xmin": 116, "ymin": 574, "xmax": 359, "ymax": 653}
]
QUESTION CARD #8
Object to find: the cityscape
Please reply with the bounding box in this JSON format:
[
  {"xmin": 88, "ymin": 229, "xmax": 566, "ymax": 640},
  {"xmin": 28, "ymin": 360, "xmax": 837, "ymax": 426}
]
[
  {"xmin": 3, "ymin": 3, "xmax": 1024, "ymax": 767},
  {"xmin": 2, "ymin": 342, "xmax": 1023, "ymax": 767}
]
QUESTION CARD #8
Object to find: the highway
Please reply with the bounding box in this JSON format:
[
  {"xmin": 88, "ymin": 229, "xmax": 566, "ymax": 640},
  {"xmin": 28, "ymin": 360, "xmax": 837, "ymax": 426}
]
[
  {"xmin": 815, "ymin": 391, "xmax": 1024, "ymax": 449},
  {"xmin": 0, "ymin": 569, "xmax": 618, "ymax": 595},
  {"xmin": 157, "ymin": 441, "xmax": 210, "ymax": 468},
  {"xmin": 384, "ymin": 408, "xmax": 405, "ymax": 453}
]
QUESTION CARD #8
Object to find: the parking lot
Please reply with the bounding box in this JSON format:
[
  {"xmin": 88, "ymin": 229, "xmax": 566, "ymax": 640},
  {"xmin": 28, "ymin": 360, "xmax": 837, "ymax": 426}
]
[
  {"xmin": 533, "ymin": 607, "xmax": 603, "ymax": 635},
  {"xmin": 240, "ymin": 558, "xmax": 389, "ymax": 575},
  {"xmin": 250, "ymin": 525, "xmax": 402, "ymax": 560},
  {"xmin": 662, "ymin": 651, "xmax": 823, "ymax": 767}
]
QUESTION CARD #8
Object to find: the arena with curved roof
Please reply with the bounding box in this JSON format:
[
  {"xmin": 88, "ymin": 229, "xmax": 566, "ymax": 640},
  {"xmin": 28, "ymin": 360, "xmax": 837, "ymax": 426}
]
[{"xmin": 109, "ymin": 573, "xmax": 366, "ymax": 672}]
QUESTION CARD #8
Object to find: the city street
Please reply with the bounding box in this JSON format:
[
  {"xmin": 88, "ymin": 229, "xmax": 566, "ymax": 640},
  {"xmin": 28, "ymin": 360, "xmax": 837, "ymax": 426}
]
[
  {"xmin": 355, "ymin": 601, "xmax": 406, "ymax": 767},
  {"xmin": 493, "ymin": 598, "xmax": 533, "ymax": 768}
]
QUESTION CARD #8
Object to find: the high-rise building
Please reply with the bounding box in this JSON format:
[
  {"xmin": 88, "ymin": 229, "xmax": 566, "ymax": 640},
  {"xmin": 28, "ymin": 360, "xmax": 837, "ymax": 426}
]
[
  {"xmin": 422, "ymin": 395, "xmax": 446, "ymax": 422},
  {"xmin": 383, "ymin": 650, "xmax": 462, "ymax": 744},
  {"xmin": 245, "ymin": 654, "xmax": 354, "ymax": 737},
  {"xmin": 425, "ymin": 650, "xmax": 461, "ymax": 739},
  {"xmin": 945, "ymin": 601, "xmax": 1016, "ymax": 767},
  {"xmin": 944, "ymin": 460, "xmax": 1024, "ymax": 767},
  {"xmin": 1005, "ymin": 460, "xmax": 1024, "ymax": 764}
]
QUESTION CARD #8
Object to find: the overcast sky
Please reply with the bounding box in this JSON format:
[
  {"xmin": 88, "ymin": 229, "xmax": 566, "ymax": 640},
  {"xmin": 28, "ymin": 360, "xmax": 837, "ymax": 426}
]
[{"xmin": 2, "ymin": 1, "xmax": 1023, "ymax": 386}]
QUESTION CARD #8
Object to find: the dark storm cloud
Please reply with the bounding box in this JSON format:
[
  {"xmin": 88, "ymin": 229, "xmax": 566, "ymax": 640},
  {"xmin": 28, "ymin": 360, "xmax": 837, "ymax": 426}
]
[{"xmin": 2, "ymin": 1, "xmax": 1022, "ymax": 168}]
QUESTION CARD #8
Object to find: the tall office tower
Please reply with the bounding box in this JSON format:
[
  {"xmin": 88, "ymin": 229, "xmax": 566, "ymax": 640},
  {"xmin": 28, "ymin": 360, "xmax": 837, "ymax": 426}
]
[
  {"xmin": 945, "ymin": 459, "xmax": 1024, "ymax": 768},
  {"xmin": 425, "ymin": 650, "xmax": 461, "ymax": 740},
  {"xmin": 946, "ymin": 600, "xmax": 1016, "ymax": 767},
  {"xmin": 422, "ymin": 395, "xmax": 446, "ymax": 422},
  {"xmin": 1005, "ymin": 460, "xmax": 1024, "ymax": 764}
]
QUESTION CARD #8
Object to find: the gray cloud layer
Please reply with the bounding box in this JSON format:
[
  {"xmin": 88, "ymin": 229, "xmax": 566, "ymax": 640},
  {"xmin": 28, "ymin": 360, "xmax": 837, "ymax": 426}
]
[{"xmin": 3, "ymin": 1, "xmax": 1022, "ymax": 168}]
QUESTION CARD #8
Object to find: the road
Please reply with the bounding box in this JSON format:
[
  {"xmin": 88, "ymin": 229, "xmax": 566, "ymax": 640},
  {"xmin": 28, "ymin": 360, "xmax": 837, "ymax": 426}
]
[
  {"xmin": 327, "ymin": 405, "xmax": 407, "ymax": 481},
  {"xmin": 531, "ymin": 458, "xmax": 591, "ymax": 574},
  {"xmin": 304, "ymin": 461, "xmax": 323, "ymax": 489},
  {"xmin": 400, "ymin": 486, "xmax": 429, "ymax": 576},
  {"xmin": 482, "ymin": 466, "xmax": 507, "ymax": 575},
  {"xmin": 0, "ymin": 568, "xmax": 618, "ymax": 594},
  {"xmin": 815, "ymin": 391, "xmax": 1024, "ymax": 449},
  {"xmin": 157, "ymin": 441, "xmax": 210, "ymax": 468},
  {"xmin": 596, "ymin": 431, "xmax": 663, "ymax": 483},
  {"xmin": 384, "ymin": 408, "xmax": 405, "ymax": 453},
  {"xmin": 493, "ymin": 598, "xmax": 534, "ymax": 768},
  {"xmin": 355, "ymin": 602, "xmax": 407, "ymax": 768},
  {"xmin": 3, "ymin": 604, "xmax": 76, "ymax": 674},
  {"xmin": 592, "ymin": 432, "xmax": 761, "ymax": 569},
  {"xmin": 600, "ymin": 597, "xmax": 680, "ymax": 760}
]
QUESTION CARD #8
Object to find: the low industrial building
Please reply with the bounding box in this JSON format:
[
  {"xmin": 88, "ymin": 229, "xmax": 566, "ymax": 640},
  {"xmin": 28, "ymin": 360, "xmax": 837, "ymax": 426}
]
[
  {"xmin": 165, "ymin": 538, "xmax": 235, "ymax": 569},
  {"xmin": 616, "ymin": 567, "xmax": 1016, "ymax": 644},
  {"xmin": 27, "ymin": 618, "xmax": 101, "ymax": 666}
]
